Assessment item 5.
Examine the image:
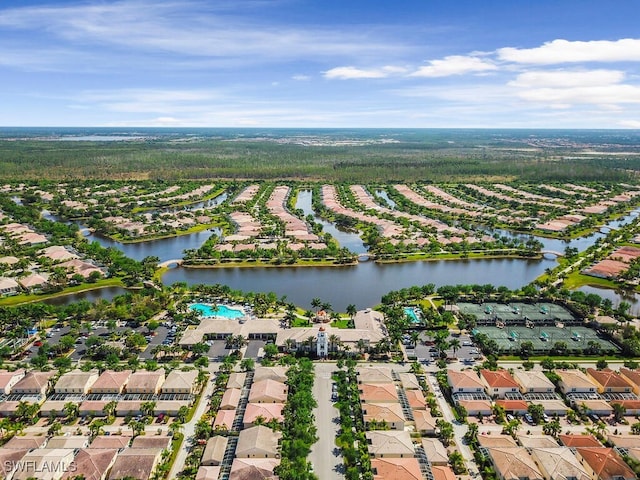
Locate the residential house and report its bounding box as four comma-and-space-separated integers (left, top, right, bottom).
405, 389, 426, 410
480, 369, 520, 399
457, 399, 492, 416
12, 448, 76, 480
108, 448, 163, 480
54, 369, 99, 394
512, 369, 555, 394
242, 403, 285, 428
125, 369, 165, 394
398, 372, 421, 390
430, 465, 456, 480
11, 370, 55, 395
213, 409, 236, 432
609, 399, 640, 416
46, 436, 90, 449
358, 383, 399, 403
236, 425, 282, 458
575, 447, 636, 480
0, 369, 25, 394
201, 436, 228, 466
476, 435, 518, 449
586, 368, 634, 394
196, 466, 221, 480
248, 379, 288, 404
420, 438, 449, 466
90, 436, 131, 449
529, 447, 592, 480
0, 449, 29, 480
487, 447, 544, 480
494, 399, 528, 415
226, 372, 247, 389
517, 435, 559, 449
556, 369, 598, 395
161, 369, 198, 395
131, 435, 172, 451
60, 448, 117, 480
357, 366, 395, 384
252, 366, 288, 384
91, 370, 132, 394
446, 369, 485, 395
371, 458, 423, 480
365, 431, 414, 458
229, 458, 279, 480
0, 277, 19, 295
220, 388, 242, 410
619, 368, 640, 395
362, 402, 405, 431
412, 410, 437, 436
558, 434, 602, 448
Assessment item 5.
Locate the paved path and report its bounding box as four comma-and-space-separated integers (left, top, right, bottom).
310, 362, 344, 480
426, 371, 479, 478
167, 363, 218, 480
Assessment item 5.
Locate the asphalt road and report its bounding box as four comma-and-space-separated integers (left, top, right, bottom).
310, 362, 344, 480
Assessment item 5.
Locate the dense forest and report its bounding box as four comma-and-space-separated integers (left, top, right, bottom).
1, 128, 639, 182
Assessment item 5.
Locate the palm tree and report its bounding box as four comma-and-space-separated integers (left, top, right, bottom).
63, 402, 80, 422
449, 338, 461, 356
346, 304, 357, 319
102, 401, 118, 419
311, 298, 322, 313
328, 334, 340, 353
612, 403, 626, 423
140, 401, 156, 419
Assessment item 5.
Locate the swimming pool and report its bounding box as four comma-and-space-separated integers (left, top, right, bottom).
404, 307, 420, 323
190, 303, 245, 319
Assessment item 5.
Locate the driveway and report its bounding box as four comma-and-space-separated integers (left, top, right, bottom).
310, 362, 344, 480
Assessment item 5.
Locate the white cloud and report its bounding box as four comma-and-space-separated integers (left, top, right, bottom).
324, 65, 406, 80
618, 120, 640, 128
411, 55, 497, 77
292, 75, 311, 81
515, 85, 640, 105
509, 69, 626, 88
498, 38, 640, 64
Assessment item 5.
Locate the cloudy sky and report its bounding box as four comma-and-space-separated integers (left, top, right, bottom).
1, 0, 640, 128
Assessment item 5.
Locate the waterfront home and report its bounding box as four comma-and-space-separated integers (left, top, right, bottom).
486, 447, 544, 480
248, 379, 288, 404
371, 458, 422, 480
574, 447, 636, 480
40, 245, 79, 262
366, 430, 414, 458
0, 277, 19, 295
161, 369, 198, 394
236, 425, 282, 458
0, 369, 25, 394
480, 369, 520, 399
90, 370, 132, 394
529, 447, 592, 480
586, 368, 634, 394
512, 369, 555, 394
556, 369, 598, 395
18, 273, 48, 290
125, 369, 165, 394
201, 436, 228, 466
60, 448, 117, 480
446, 369, 484, 394
54, 369, 99, 394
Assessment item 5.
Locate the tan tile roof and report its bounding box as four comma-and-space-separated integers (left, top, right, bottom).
517, 435, 560, 448
487, 447, 544, 480
213, 409, 236, 430
91, 369, 132, 393
253, 366, 289, 383
420, 438, 448, 464
161, 369, 198, 392
430, 465, 456, 480
3, 435, 47, 450
90, 435, 131, 449
494, 399, 528, 412
221, 388, 242, 410
362, 402, 404, 425
54, 369, 99, 392
131, 435, 172, 450
202, 436, 228, 466
512, 369, 555, 391
197, 465, 222, 480
227, 372, 247, 389
530, 447, 592, 480
0, 449, 29, 478
108, 448, 163, 480
12, 370, 55, 393
447, 369, 484, 390
236, 426, 282, 458
557, 369, 598, 391
126, 369, 165, 392
366, 431, 414, 457
229, 458, 279, 480
248, 379, 288, 403
405, 389, 426, 409
576, 447, 637, 480
477, 435, 518, 448
357, 366, 395, 384
243, 403, 284, 425
412, 410, 437, 433
60, 448, 117, 480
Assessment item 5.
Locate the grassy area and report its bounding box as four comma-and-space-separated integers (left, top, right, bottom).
183, 258, 356, 268
331, 319, 350, 329
563, 270, 622, 289
0, 278, 125, 306
109, 222, 223, 244
376, 250, 540, 263
292, 317, 312, 328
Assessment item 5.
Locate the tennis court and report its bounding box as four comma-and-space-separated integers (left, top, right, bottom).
458, 302, 578, 325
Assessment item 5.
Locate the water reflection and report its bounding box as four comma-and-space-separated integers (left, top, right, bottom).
579, 285, 640, 315
295, 190, 367, 254
43, 287, 129, 306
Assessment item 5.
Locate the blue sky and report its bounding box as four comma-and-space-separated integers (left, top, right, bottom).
1, 0, 640, 128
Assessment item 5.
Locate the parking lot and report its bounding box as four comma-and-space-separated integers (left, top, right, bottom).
410, 331, 480, 364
